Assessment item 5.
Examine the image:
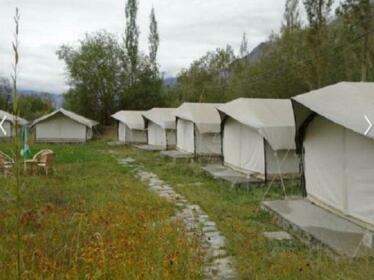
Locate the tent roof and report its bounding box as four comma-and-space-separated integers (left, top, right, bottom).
142, 108, 176, 129
31, 108, 98, 128
0, 110, 28, 126
174, 103, 223, 134
111, 110, 146, 130
292, 82, 374, 141
218, 98, 296, 150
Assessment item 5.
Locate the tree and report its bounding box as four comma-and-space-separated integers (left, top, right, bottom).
122, 54, 164, 110
125, 0, 139, 85
149, 7, 160, 72
282, 0, 301, 33
175, 45, 235, 103
57, 31, 123, 124
280, 0, 303, 68
337, 0, 373, 81
239, 32, 249, 58
278, 0, 309, 89
303, 0, 334, 88
0, 78, 11, 110
17, 95, 53, 120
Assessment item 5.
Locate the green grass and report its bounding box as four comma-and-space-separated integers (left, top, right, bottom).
116, 146, 374, 280
0, 142, 203, 279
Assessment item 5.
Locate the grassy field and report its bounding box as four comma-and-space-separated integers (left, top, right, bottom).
2, 140, 374, 279
115, 146, 374, 280
0, 142, 203, 279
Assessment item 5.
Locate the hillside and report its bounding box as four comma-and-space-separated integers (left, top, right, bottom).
19, 89, 64, 108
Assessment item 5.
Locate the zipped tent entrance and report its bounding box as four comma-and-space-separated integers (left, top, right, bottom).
148, 121, 167, 147
304, 115, 374, 227
223, 117, 265, 174
177, 118, 195, 153
223, 117, 299, 177
142, 108, 177, 149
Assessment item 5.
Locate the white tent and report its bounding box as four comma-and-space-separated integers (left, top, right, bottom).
174, 103, 223, 156
218, 98, 299, 180
0, 110, 27, 140
292, 82, 374, 229
111, 111, 147, 144
31, 108, 98, 143
142, 108, 176, 149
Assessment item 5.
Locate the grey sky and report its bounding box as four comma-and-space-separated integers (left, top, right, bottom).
0, 0, 286, 94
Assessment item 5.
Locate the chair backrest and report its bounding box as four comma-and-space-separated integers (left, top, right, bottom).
0, 151, 13, 171
39, 151, 54, 165
0, 151, 14, 164
34, 149, 54, 161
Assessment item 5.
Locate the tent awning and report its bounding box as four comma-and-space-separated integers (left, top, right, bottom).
142, 108, 176, 129
217, 98, 296, 150
174, 103, 223, 134
292, 82, 374, 151
111, 110, 146, 130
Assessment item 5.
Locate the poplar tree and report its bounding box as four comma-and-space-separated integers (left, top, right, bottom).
149, 7, 160, 73
282, 0, 301, 33
239, 32, 249, 58
303, 0, 334, 88
125, 0, 139, 84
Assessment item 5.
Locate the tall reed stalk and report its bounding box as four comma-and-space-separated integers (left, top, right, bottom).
11, 7, 22, 279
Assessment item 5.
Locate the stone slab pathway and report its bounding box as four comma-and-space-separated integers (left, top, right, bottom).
118, 157, 237, 280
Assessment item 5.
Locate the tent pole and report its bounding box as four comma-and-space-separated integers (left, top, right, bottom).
275, 150, 288, 199
262, 149, 290, 201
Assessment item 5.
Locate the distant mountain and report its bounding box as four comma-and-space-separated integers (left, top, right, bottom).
19, 89, 64, 108
163, 77, 177, 88
219, 41, 273, 80
232, 41, 273, 67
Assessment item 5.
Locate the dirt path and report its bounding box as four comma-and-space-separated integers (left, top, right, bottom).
118, 157, 237, 280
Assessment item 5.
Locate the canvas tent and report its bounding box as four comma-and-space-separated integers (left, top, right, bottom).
111, 111, 147, 144
142, 108, 176, 149
292, 82, 374, 229
174, 103, 223, 156
217, 98, 299, 181
31, 108, 98, 143
0, 110, 28, 140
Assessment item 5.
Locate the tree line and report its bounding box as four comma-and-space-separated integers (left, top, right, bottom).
57, 0, 373, 124
169, 0, 374, 104
0, 78, 54, 121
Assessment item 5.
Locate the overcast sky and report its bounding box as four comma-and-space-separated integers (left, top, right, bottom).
0, 0, 286, 94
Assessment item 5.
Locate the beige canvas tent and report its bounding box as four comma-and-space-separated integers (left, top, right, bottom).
31, 108, 98, 143
142, 108, 176, 149
174, 103, 223, 156
111, 111, 147, 144
0, 110, 28, 140
218, 98, 299, 181
292, 82, 374, 229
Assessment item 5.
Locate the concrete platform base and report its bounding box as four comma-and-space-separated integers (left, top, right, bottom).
107, 141, 126, 146
262, 199, 374, 257
202, 165, 264, 187
134, 144, 164, 152
160, 150, 195, 161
